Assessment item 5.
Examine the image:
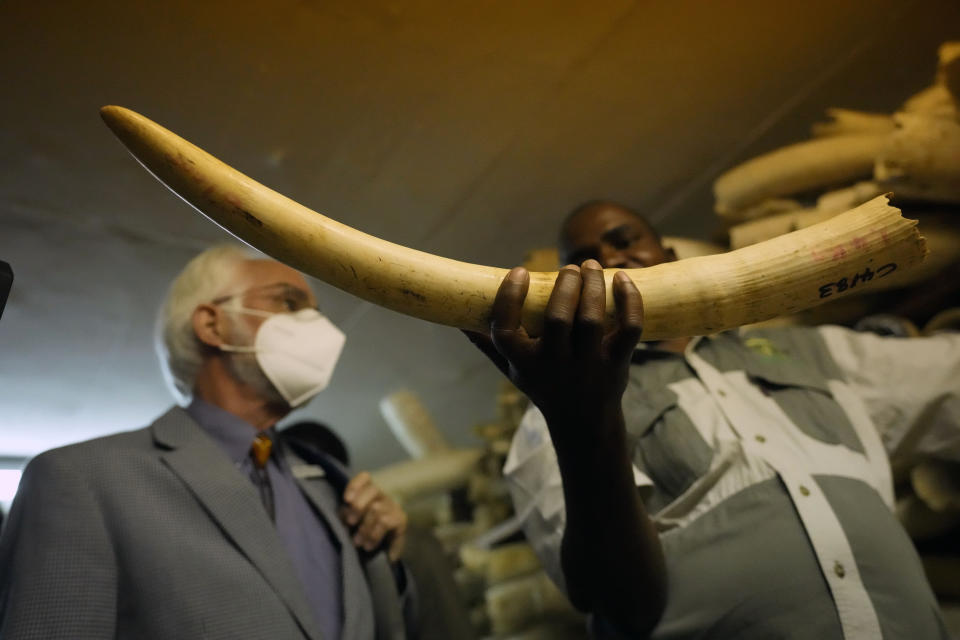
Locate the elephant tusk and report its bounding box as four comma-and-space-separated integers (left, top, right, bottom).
876, 114, 960, 204
100, 106, 927, 340
713, 134, 887, 219
811, 109, 895, 138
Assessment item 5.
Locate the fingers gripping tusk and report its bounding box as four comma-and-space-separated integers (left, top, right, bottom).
100, 106, 927, 341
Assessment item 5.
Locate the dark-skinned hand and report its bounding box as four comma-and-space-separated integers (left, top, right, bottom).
465, 259, 643, 440
467, 259, 666, 634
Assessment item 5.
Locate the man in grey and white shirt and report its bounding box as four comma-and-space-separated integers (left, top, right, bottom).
467, 200, 958, 639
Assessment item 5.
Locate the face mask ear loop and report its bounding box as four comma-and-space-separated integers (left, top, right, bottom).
219, 344, 257, 354
215, 300, 274, 354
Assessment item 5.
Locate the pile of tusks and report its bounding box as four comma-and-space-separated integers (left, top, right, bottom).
718, 42, 960, 226
100, 104, 926, 341
717, 42, 960, 297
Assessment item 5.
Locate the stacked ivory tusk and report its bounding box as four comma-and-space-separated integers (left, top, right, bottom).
371, 385, 586, 637
718, 42, 960, 316
100, 106, 926, 341
721, 42, 960, 216
714, 134, 889, 219
366, 386, 584, 636
718, 42, 960, 225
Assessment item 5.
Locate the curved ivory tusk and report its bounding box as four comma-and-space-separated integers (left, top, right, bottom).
815, 181, 883, 214
379, 390, 451, 460
731, 210, 956, 292
811, 109, 895, 138
902, 84, 955, 118
371, 448, 485, 502
100, 106, 927, 340
940, 42, 960, 106
729, 183, 884, 250
729, 208, 832, 250
876, 114, 960, 204
713, 134, 887, 219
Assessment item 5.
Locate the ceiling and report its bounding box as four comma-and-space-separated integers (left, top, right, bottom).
1, 0, 958, 470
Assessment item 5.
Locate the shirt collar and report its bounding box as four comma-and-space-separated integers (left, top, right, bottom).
186, 397, 271, 465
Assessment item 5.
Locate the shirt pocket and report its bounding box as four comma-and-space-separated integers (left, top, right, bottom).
740, 354, 833, 395
623, 385, 714, 507
741, 357, 865, 452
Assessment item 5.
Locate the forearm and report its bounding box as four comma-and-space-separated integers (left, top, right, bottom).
548, 409, 667, 636
473, 262, 662, 632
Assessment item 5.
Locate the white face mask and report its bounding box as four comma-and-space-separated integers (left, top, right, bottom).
220, 307, 346, 407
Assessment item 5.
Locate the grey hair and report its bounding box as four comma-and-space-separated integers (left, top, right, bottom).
155, 244, 261, 403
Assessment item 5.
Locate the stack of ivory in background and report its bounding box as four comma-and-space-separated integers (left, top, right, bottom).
713, 41, 960, 329
375, 383, 587, 639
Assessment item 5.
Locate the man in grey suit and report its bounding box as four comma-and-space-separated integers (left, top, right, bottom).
0, 245, 417, 639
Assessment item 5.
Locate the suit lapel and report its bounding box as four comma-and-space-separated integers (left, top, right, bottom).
293, 458, 375, 640
151, 407, 324, 640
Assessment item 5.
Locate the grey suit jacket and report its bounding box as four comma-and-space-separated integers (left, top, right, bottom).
0, 407, 413, 640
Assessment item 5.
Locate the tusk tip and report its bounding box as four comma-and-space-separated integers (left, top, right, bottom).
99, 105, 141, 135
100, 104, 124, 119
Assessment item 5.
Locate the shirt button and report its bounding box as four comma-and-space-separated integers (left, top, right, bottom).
833, 561, 846, 578
799, 485, 810, 496
754, 435, 766, 443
